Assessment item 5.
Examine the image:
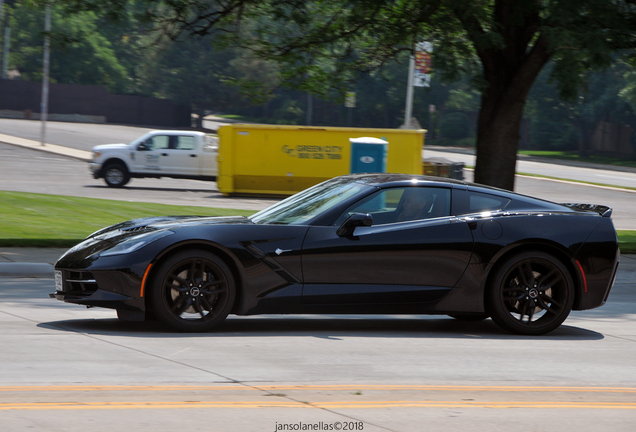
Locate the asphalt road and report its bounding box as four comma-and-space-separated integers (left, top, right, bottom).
0, 143, 278, 211
0, 117, 228, 150
425, 148, 636, 190
1, 265, 635, 432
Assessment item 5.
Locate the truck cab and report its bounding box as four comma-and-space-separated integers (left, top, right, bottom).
91, 131, 218, 187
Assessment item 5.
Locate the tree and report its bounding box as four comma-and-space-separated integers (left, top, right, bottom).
526, 59, 636, 156
11, 1, 128, 92
229, 0, 636, 190
53, 1, 636, 190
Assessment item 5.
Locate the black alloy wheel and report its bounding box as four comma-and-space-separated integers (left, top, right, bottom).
103, 162, 130, 187
150, 250, 236, 332
488, 251, 575, 335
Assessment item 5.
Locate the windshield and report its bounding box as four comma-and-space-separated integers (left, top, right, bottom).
250, 178, 370, 225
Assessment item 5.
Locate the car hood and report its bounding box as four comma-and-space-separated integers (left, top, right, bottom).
87, 215, 252, 239
57, 216, 253, 266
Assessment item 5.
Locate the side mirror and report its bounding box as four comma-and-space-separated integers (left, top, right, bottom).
137, 142, 148, 151
336, 213, 373, 237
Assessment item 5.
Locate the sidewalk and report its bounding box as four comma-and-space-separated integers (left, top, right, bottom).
0, 133, 91, 161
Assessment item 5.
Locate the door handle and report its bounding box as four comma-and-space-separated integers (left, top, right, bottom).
161, 153, 168, 156
190, 154, 197, 157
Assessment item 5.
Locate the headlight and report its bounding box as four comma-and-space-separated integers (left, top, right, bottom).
98, 230, 174, 257
92, 151, 102, 162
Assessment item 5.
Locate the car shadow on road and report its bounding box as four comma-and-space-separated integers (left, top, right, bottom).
38, 315, 604, 340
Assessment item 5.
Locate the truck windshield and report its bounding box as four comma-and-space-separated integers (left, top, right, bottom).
250, 178, 369, 225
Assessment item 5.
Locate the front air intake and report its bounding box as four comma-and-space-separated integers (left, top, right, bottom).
63, 271, 99, 298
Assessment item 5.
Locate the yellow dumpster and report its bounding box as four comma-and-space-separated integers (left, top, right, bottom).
217, 124, 425, 196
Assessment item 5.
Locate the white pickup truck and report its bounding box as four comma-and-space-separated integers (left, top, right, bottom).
90, 130, 218, 187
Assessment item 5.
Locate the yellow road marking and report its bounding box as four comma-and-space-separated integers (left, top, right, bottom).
3, 385, 635, 411
1, 400, 636, 410
1, 384, 635, 393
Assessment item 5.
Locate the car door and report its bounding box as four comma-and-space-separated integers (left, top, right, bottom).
158, 135, 200, 175
132, 134, 169, 174
300, 186, 474, 305
134, 134, 199, 175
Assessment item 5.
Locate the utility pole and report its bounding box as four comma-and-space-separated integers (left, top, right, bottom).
1, 0, 10, 80
404, 42, 432, 129
40, 3, 51, 146
404, 53, 415, 129
0, 1, 4, 74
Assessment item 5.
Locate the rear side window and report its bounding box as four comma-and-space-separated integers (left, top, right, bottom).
177, 136, 196, 150
453, 190, 510, 215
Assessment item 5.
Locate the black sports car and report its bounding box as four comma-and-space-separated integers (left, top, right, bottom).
51, 174, 619, 335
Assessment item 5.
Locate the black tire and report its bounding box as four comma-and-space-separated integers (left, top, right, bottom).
487, 251, 575, 335
103, 162, 130, 187
149, 250, 236, 332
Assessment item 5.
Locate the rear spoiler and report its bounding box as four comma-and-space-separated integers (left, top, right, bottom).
559, 203, 613, 218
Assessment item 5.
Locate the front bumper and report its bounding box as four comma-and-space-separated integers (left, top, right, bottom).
89, 162, 102, 179
51, 267, 145, 312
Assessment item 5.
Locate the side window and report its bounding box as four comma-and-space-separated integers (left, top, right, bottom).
177, 136, 196, 150
334, 187, 451, 226
453, 190, 510, 215
150, 135, 169, 150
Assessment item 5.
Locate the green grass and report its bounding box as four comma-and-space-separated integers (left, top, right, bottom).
618, 230, 636, 254
516, 171, 636, 192
0, 191, 255, 247
518, 150, 636, 168
1, 190, 635, 254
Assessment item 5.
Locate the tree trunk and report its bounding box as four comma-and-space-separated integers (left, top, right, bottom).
473, 85, 526, 190
473, 45, 552, 190
466, 2, 553, 191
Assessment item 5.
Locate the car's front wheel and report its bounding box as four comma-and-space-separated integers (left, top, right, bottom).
103, 162, 130, 187
488, 251, 575, 335
150, 250, 236, 332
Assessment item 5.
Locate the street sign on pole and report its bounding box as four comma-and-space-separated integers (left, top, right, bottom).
404, 41, 433, 128
413, 42, 433, 87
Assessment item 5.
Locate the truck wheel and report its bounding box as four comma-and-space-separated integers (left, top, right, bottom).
103, 162, 130, 187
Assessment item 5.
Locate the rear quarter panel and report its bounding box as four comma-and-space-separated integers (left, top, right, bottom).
440, 212, 613, 313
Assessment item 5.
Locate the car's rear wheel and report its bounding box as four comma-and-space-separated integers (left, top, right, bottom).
103, 162, 130, 187
488, 251, 575, 335
150, 250, 235, 332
